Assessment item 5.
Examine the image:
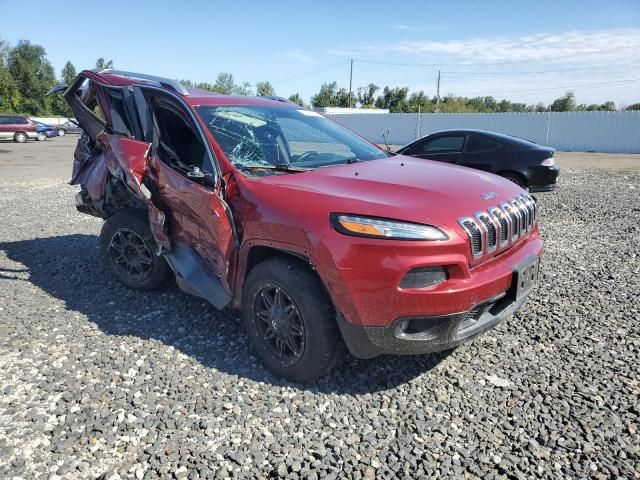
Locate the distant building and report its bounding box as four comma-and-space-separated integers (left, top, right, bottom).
312, 107, 389, 115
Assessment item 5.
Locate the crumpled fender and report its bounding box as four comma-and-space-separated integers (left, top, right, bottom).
98, 133, 171, 253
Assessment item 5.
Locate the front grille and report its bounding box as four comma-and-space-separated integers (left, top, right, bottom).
476, 212, 497, 252
458, 194, 537, 260
489, 207, 509, 246
459, 218, 483, 258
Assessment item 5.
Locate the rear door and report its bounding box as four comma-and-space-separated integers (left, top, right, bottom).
462, 133, 502, 172
404, 134, 467, 163
62, 71, 145, 142
0, 116, 11, 139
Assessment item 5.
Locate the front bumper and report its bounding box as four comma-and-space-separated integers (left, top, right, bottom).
336, 286, 532, 358
528, 164, 559, 192
315, 227, 543, 358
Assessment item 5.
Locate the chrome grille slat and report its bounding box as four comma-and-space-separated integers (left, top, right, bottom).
489, 207, 509, 247
458, 217, 483, 259
459, 195, 538, 260
475, 212, 497, 253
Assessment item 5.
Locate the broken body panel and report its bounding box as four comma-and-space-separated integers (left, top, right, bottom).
66, 71, 235, 309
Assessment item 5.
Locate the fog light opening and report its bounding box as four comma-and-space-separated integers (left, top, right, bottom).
399, 266, 447, 289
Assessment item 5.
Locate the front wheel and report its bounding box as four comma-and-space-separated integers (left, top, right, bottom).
242, 258, 346, 382
100, 209, 170, 291
57, 128, 66, 136
36, 133, 46, 141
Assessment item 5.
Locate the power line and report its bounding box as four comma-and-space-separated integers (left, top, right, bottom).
355, 59, 531, 67
454, 78, 640, 96
442, 62, 640, 76
271, 61, 349, 84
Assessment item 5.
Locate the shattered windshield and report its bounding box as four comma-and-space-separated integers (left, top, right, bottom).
195, 105, 388, 172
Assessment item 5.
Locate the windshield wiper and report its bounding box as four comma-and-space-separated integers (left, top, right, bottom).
240, 163, 311, 173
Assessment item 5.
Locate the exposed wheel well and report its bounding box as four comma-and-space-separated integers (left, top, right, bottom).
244, 245, 333, 304
246, 246, 309, 277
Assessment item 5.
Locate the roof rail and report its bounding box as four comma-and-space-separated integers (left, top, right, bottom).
261, 95, 295, 104
100, 69, 190, 96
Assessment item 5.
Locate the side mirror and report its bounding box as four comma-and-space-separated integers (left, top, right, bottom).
186, 165, 205, 179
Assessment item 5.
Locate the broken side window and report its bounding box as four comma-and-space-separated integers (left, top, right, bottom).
149, 96, 212, 183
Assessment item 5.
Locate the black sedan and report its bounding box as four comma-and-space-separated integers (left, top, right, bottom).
396, 129, 560, 192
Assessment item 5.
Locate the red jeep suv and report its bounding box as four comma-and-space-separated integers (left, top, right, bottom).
56, 70, 543, 382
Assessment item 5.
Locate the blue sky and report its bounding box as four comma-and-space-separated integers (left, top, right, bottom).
1, 0, 639, 106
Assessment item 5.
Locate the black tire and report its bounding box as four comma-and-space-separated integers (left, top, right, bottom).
100, 209, 170, 291
242, 257, 346, 382
36, 133, 46, 141
14, 132, 27, 143
57, 128, 66, 136
500, 172, 528, 190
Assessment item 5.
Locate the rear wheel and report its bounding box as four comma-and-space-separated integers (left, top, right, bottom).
500, 172, 528, 190
242, 257, 346, 382
14, 132, 27, 143
100, 209, 170, 291
57, 128, 66, 136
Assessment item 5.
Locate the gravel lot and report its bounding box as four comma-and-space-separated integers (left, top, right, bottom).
1, 137, 639, 479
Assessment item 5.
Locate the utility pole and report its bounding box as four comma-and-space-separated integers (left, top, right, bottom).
348, 59, 354, 108
435, 69, 441, 113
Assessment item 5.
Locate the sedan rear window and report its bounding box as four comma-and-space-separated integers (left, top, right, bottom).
422, 135, 465, 153
466, 134, 501, 152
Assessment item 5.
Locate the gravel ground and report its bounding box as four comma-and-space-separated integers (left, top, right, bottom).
0, 138, 639, 479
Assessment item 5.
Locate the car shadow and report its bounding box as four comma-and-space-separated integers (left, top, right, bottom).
0, 234, 450, 394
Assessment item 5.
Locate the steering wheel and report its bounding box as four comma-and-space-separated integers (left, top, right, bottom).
296, 151, 319, 163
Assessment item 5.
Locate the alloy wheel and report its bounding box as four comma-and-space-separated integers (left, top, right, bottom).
252, 284, 306, 366
108, 228, 154, 282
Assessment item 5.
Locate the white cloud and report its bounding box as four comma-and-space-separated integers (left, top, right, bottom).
325, 48, 357, 56
394, 24, 412, 30
277, 51, 312, 63
377, 29, 640, 64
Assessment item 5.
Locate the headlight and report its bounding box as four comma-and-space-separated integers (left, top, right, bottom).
331, 214, 448, 241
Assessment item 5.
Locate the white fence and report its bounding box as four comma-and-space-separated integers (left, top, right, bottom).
328, 111, 640, 153
30, 117, 69, 126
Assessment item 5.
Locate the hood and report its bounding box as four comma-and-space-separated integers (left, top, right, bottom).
258, 155, 525, 229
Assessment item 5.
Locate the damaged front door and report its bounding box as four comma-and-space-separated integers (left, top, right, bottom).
144, 93, 236, 309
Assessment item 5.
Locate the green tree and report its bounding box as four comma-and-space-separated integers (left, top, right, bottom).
49, 62, 77, 117
256, 81, 275, 96
213, 72, 237, 94
356, 83, 379, 107
626, 103, 640, 111
0, 62, 21, 112
550, 91, 576, 112
287, 93, 307, 107
7, 40, 55, 115
95, 57, 113, 70
375, 86, 409, 112
407, 90, 434, 113
61, 61, 77, 84
236, 81, 252, 96
311, 82, 339, 107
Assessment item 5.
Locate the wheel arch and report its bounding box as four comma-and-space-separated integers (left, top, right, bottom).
233, 242, 332, 310
497, 169, 528, 187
